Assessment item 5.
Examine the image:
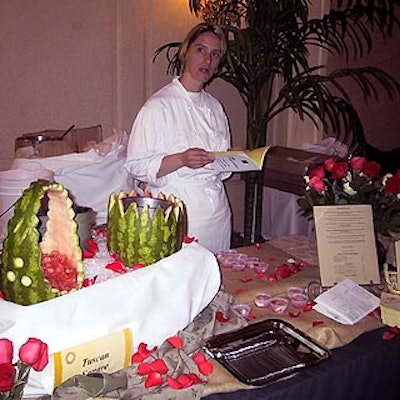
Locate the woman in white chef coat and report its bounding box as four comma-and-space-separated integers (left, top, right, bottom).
125, 23, 235, 253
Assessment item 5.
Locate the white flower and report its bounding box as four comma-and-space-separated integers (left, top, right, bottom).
343, 182, 357, 196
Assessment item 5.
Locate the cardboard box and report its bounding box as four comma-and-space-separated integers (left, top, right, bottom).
15, 125, 103, 157
264, 146, 328, 196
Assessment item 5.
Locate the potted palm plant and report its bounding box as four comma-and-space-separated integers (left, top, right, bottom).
155, 0, 400, 246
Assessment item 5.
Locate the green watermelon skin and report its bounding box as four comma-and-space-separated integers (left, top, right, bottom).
0, 180, 83, 306
107, 192, 186, 267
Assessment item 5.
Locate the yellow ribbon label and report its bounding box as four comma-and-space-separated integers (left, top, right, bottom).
53, 329, 132, 386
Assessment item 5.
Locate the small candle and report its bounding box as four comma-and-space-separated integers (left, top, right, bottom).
269, 297, 289, 314
254, 293, 271, 308
290, 293, 309, 309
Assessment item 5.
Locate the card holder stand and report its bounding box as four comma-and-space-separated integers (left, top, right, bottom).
204, 319, 332, 386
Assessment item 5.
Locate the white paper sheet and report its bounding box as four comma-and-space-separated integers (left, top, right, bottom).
313, 278, 380, 325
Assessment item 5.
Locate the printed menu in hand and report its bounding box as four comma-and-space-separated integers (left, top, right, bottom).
212, 146, 272, 172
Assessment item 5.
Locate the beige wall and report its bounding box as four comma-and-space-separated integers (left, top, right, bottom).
0, 0, 247, 171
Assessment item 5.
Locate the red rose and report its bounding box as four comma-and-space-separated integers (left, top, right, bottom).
324, 157, 335, 172
363, 161, 381, 179
0, 363, 16, 392
330, 161, 348, 179
19, 338, 49, 372
0, 339, 13, 364
309, 165, 325, 179
308, 176, 325, 193
385, 174, 400, 194
350, 156, 365, 170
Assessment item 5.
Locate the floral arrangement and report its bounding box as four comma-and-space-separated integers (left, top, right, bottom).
0, 337, 48, 399
297, 156, 400, 236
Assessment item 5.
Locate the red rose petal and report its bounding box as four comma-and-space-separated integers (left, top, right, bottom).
167, 336, 183, 349
390, 326, 400, 334
82, 276, 97, 287
105, 260, 127, 273
187, 373, 204, 384
145, 371, 163, 388
382, 331, 395, 340
256, 272, 266, 279
167, 376, 182, 390
198, 360, 214, 376
0, 290, 4, 299
131, 353, 145, 363
254, 243, 262, 249
276, 264, 291, 279
247, 311, 256, 320
241, 275, 252, 282
192, 353, 206, 364
177, 373, 194, 388
216, 311, 230, 323
183, 235, 196, 244
312, 321, 324, 327
234, 288, 245, 295
132, 262, 146, 269
82, 249, 95, 259
303, 301, 314, 312
137, 363, 152, 375
299, 261, 308, 268
151, 358, 168, 374
132, 343, 157, 363
86, 238, 99, 253
268, 274, 278, 282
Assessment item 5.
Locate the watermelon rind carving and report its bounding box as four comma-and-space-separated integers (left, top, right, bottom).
107, 191, 186, 267
0, 180, 83, 305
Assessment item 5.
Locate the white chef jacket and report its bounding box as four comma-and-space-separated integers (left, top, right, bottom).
125, 77, 232, 253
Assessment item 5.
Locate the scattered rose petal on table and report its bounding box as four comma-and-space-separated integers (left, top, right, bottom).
167, 336, 183, 349
382, 331, 396, 340
131, 343, 157, 363
234, 288, 245, 295
312, 321, 324, 327
303, 301, 314, 312
145, 371, 163, 388
193, 353, 214, 375
167, 376, 183, 389
390, 326, 400, 334
148, 359, 168, 374
241, 275, 252, 282
216, 311, 230, 323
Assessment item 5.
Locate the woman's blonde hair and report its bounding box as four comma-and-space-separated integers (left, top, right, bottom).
178, 23, 227, 74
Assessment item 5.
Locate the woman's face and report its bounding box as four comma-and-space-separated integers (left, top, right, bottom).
180, 31, 223, 92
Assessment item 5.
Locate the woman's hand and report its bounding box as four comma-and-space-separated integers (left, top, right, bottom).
181, 148, 215, 169
157, 148, 215, 178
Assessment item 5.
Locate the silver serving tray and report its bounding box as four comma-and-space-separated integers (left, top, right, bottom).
204, 319, 332, 386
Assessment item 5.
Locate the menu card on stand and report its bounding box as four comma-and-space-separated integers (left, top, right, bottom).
313, 204, 380, 287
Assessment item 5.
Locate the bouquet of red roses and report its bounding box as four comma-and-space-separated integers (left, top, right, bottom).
297, 156, 400, 236
0, 337, 48, 399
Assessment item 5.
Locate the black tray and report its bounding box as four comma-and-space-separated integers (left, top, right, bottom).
204, 319, 332, 386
